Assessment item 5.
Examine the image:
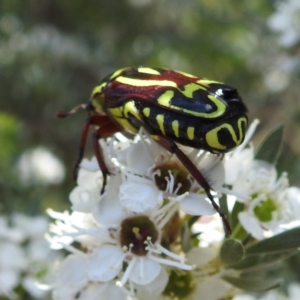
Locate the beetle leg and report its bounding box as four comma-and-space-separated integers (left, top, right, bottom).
92, 121, 122, 194
152, 135, 231, 236
57, 104, 87, 118
74, 115, 113, 180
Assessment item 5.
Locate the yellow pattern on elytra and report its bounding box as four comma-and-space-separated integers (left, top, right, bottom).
157, 84, 204, 105
205, 125, 228, 151
109, 101, 143, 133
237, 116, 247, 141
116, 76, 177, 87
157, 90, 174, 107
91, 82, 106, 97
108, 106, 137, 133
115, 73, 227, 119
137, 67, 160, 75
187, 127, 195, 140
92, 98, 103, 111
123, 101, 142, 121
156, 90, 226, 118
108, 107, 123, 118
205, 116, 247, 151
91, 82, 107, 110
143, 107, 151, 117
180, 82, 205, 98
110, 67, 128, 79
156, 114, 166, 135
115, 117, 138, 133
172, 120, 179, 137
206, 95, 226, 116
197, 79, 222, 86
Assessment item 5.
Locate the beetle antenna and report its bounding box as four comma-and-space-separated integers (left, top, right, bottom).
56, 104, 87, 118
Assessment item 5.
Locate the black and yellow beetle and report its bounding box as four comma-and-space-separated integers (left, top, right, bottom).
57, 67, 248, 235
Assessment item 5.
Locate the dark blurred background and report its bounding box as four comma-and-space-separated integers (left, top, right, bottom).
1, 0, 299, 213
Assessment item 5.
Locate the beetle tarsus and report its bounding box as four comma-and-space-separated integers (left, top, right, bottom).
56, 104, 87, 118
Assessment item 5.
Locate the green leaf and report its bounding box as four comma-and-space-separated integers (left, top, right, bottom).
222, 275, 283, 292
219, 194, 229, 221
220, 238, 245, 265
255, 124, 284, 164
228, 250, 299, 271
181, 222, 192, 253
231, 201, 245, 232
246, 227, 300, 255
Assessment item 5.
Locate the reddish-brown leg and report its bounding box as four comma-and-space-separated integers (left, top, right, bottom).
73, 115, 116, 180
93, 121, 122, 194
153, 135, 231, 236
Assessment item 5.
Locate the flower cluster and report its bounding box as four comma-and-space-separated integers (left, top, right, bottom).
0, 213, 60, 299
223, 121, 300, 240
48, 123, 300, 300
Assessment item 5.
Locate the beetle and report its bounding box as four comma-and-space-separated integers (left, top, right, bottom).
57, 67, 248, 235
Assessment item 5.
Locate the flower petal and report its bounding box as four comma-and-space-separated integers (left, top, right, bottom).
224, 148, 253, 185
78, 282, 127, 300
129, 257, 161, 285
126, 140, 154, 173
53, 254, 88, 300
180, 193, 216, 215
120, 180, 162, 212
187, 247, 217, 268
286, 187, 300, 220
194, 275, 231, 300
86, 245, 123, 282
92, 175, 127, 225
205, 159, 225, 188
0, 268, 19, 294
238, 211, 264, 240
134, 266, 168, 297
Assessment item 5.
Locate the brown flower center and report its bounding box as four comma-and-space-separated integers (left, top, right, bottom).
154, 162, 191, 195
120, 215, 158, 256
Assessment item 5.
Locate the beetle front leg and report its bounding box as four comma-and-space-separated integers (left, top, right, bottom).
73, 115, 112, 180
152, 135, 231, 236
93, 122, 123, 194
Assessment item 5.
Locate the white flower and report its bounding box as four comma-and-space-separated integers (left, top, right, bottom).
158, 247, 235, 300
192, 214, 225, 247
223, 119, 300, 240
188, 247, 236, 300
48, 117, 300, 299
0, 214, 60, 299
77, 281, 128, 300
232, 160, 299, 239
12, 213, 48, 239
115, 131, 220, 216
48, 210, 99, 250
224, 119, 259, 186
0, 215, 24, 243
132, 267, 168, 300
16, 147, 65, 185
48, 171, 195, 298
52, 254, 89, 300
0, 241, 27, 298
69, 157, 103, 213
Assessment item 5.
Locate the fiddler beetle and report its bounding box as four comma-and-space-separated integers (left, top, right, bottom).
57, 67, 248, 235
